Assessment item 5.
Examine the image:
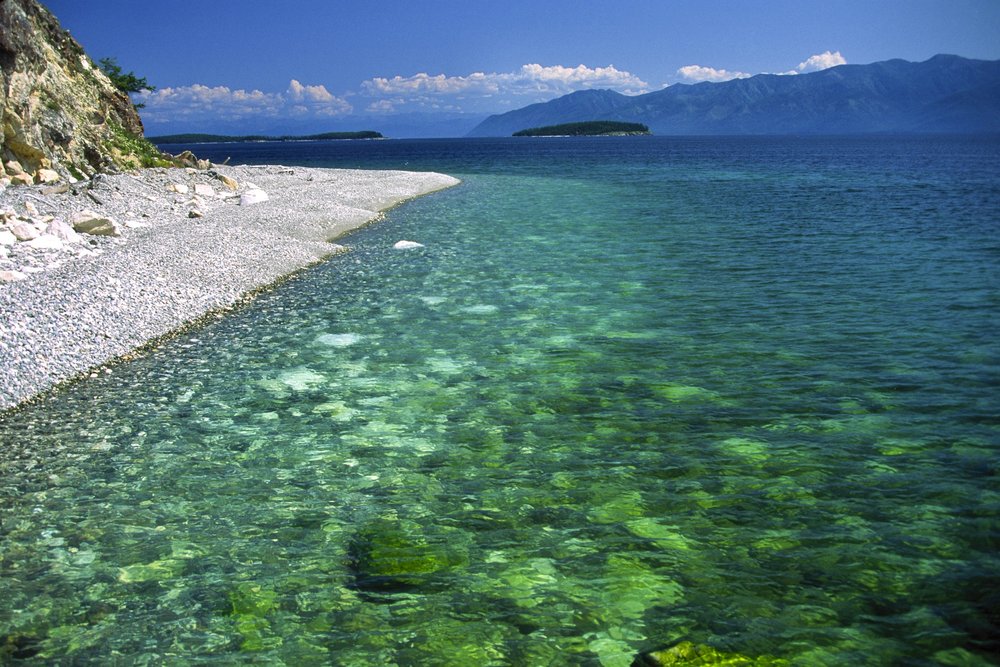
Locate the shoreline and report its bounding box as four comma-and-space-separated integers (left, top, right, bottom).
0, 164, 460, 412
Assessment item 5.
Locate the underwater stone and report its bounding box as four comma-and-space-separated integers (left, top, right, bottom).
625, 519, 692, 551
277, 366, 326, 391
315, 333, 363, 347
634, 640, 790, 666
393, 240, 424, 249
652, 383, 718, 402
350, 518, 470, 588
117, 558, 186, 583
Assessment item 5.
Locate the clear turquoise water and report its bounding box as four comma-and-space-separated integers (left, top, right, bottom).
1, 137, 998, 665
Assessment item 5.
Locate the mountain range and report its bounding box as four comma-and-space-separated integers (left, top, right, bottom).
467, 55, 1000, 137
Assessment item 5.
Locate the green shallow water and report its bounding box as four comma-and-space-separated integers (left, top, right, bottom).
1, 137, 998, 665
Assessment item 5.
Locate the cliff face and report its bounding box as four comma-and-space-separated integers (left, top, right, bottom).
0, 0, 150, 182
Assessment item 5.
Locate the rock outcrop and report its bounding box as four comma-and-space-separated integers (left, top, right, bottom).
0, 0, 161, 183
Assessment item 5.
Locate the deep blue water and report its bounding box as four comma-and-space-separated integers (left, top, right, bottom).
1, 136, 998, 665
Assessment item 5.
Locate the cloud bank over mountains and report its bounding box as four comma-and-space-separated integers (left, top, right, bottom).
676, 51, 846, 82
136, 53, 845, 133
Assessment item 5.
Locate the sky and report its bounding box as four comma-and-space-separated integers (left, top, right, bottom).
43, 0, 1000, 136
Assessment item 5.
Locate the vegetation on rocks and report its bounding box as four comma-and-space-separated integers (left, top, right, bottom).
103, 121, 173, 169
97, 57, 155, 108
0, 0, 167, 182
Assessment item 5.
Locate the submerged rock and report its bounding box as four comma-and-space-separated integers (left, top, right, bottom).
316, 332, 363, 347
349, 517, 470, 589
633, 641, 789, 666
393, 240, 424, 249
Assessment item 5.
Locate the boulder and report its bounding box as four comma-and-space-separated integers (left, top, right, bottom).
634, 641, 789, 666
167, 182, 189, 194
4, 160, 24, 176
35, 168, 60, 184
193, 183, 215, 198
0, 270, 28, 283
71, 210, 121, 236
0, 229, 17, 245
10, 220, 40, 241
45, 218, 82, 244
393, 240, 425, 250
240, 189, 269, 206
10, 173, 33, 186
26, 234, 63, 250
174, 151, 199, 168
187, 207, 204, 219
215, 173, 238, 190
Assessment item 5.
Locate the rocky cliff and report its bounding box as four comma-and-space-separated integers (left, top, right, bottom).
0, 0, 160, 184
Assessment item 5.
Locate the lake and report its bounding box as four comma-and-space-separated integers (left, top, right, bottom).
1, 136, 998, 665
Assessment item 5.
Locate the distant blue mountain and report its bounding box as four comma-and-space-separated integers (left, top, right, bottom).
467, 55, 1000, 137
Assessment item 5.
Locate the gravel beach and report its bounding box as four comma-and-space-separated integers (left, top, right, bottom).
0, 164, 460, 411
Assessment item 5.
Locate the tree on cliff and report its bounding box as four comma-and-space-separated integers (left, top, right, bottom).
98, 57, 155, 108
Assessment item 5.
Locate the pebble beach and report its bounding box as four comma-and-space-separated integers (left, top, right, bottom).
0, 164, 459, 410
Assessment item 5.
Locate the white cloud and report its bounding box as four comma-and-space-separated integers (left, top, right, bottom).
676, 64, 751, 83
513, 63, 648, 94
677, 51, 848, 83
135, 80, 352, 124
362, 63, 649, 102
795, 50, 847, 73
288, 79, 335, 103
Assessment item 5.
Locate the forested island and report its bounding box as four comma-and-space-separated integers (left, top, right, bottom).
513, 121, 651, 137
149, 131, 384, 144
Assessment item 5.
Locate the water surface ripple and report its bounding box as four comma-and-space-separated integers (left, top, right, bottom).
1, 137, 998, 665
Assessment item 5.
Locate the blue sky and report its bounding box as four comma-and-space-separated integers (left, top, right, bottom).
44, 0, 1000, 136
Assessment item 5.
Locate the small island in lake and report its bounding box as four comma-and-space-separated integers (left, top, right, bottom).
513, 121, 651, 137
149, 130, 384, 144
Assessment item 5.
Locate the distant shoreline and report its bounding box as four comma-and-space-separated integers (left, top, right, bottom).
150, 131, 384, 145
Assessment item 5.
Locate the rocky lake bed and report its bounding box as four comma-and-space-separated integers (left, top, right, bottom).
0, 163, 459, 410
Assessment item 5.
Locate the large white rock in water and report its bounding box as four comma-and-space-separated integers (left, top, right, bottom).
393, 240, 424, 249
71, 210, 121, 236
316, 333, 363, 347
240, 189, 269, 206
